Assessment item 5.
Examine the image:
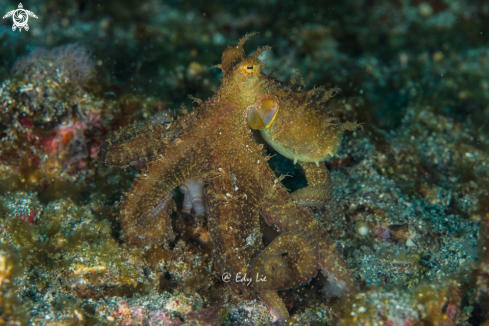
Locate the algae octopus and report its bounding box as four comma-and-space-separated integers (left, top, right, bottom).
100, 33, 361, 324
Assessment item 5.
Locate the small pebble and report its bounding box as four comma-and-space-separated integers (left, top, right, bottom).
355, 222, 369, 236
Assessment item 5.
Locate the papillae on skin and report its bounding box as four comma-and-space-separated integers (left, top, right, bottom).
99, 33, 361, 325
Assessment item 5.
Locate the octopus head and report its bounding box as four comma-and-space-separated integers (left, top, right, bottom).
219, 32, 271, 81
238, 56, 262, 78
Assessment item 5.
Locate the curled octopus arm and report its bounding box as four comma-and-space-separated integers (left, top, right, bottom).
261, 188, 357, 298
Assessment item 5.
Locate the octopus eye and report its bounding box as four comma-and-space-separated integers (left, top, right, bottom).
246, 96, 279, 130
241, 64, 257, 75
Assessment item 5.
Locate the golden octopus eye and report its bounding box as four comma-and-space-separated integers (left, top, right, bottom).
246, 96, 279, 130
241, 64, 256, 75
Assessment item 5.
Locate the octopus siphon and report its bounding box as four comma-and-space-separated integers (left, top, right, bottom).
99, 33, 361, 325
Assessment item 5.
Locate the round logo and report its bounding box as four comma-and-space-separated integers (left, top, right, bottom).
13, 9, 28, 28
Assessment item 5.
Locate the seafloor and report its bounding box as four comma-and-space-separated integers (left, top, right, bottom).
0, 0, 488, 325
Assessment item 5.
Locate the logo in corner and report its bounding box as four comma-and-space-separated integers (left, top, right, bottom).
3, 3, 38, 32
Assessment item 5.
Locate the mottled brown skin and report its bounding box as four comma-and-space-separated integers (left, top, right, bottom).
99, 33, 360, 325
259, 84, 359, 164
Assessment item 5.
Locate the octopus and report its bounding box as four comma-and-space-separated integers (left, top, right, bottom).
99, 33, 361, 325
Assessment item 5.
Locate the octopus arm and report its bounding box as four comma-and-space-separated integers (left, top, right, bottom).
291, 162, 332, 207
99, 111, 186, 166
205, 171, 292, 325
180, 176, 207, 216
257, 291, 290, 326
261, 189, 356, 296
251, 230, 320, 291
120, 146, 212, 247
205, 173, 263, 280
